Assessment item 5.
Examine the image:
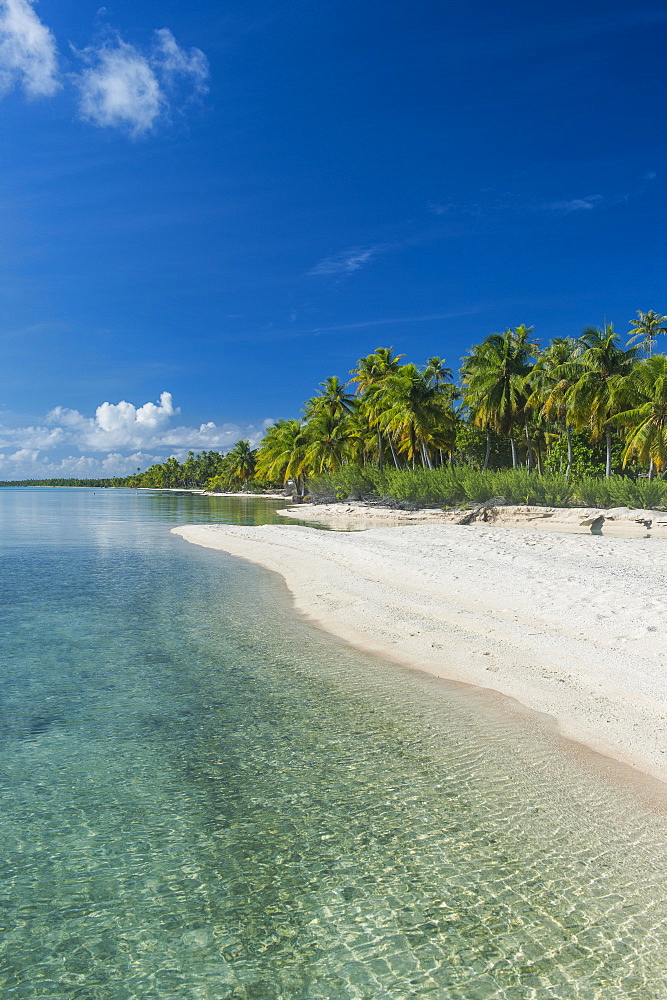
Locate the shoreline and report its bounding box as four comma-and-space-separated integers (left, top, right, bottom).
172, 520, 667, 786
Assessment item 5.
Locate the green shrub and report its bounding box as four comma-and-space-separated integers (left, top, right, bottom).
308, 464, 667, 511
575, 476, 667, 509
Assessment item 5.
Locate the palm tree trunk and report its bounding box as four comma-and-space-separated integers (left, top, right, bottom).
482, 429, 491, 472
524, 419, 535, 472
649, 457, 655, 481
377, 430, 383, 471
565, 425, 573, 480
420, 440, 433, 469
510, 435, 518, 469
536, 443, 543, 477
388, 437, 401, 469
605, 423, 612, 478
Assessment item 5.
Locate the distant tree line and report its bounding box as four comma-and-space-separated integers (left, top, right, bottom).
122, 444, 267, 491
0, 478, 124, 487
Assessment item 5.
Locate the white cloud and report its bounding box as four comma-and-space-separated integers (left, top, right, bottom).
0, 3, 209, 133
0, 0, 59, 98
74, 29, 209, 134
0, 392, 268, 477
76, 37, 164, 135
310, 243, 393, 276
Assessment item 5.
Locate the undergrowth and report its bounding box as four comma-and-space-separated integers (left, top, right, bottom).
308, 466, 667, 510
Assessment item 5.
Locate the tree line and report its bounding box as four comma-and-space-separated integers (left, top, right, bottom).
13, 309, 664, 494
256, 309, 667, 492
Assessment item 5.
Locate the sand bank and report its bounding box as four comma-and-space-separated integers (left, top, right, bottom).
278, 501, 667, 535
173, 521, 667, 783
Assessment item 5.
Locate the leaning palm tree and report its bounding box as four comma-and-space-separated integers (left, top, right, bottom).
566, 324, 638, 478
627, 310, 667, 358
613, 356, 667, 476
461, 326, 537, 469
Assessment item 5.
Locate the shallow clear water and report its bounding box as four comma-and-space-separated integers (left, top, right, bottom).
2, 488, 667, 1000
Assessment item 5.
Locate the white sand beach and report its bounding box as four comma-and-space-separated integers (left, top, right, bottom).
173, 520, 667, 783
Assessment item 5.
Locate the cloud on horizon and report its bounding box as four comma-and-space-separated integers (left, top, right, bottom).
0, 392, 267, 478
0, 0, 59, 98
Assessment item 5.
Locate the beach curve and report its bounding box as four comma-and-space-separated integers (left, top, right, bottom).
172, 521, 667, 784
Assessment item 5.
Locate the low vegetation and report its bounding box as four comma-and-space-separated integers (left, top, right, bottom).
308, 466, 667, 510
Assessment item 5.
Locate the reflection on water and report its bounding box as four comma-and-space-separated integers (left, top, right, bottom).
1, 488, 667, 999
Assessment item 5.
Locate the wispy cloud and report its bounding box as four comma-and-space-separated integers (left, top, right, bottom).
309, 308, 483, 334
74, 29, 209, 135
427, 202, 453, 216
152, 28, 208, 96
0, 392, 268, 477
546, 195, 603, 213
309, 243, 394, 276
0, 0, 59, 98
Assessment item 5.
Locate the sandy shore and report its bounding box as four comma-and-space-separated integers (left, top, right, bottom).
277, 500, 667, 535
173, 520, 667, 783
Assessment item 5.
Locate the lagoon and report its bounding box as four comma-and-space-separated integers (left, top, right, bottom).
2, 487, 667, 999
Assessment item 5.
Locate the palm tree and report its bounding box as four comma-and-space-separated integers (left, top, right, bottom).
349, 347, 404, 390
627, 310, 667, 358
613, 356, 667, 476
566, 325, 637, 478
226, 439, 257, 488
349, 347, 404, 469
528, 337, 583, 477
303, 412, 358, 474
461, 326, 537, 469
256, 419, 308, 496
304, 376, 355, 420
376, 363, 452, 469
424, 356, 453, 389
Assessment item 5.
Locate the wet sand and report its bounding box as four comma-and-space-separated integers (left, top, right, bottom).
173, 520, 667, 784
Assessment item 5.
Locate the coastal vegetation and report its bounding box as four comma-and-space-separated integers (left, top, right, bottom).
6, 310, 667, 510
0, 477, 124, 488
252, 310, 667, 508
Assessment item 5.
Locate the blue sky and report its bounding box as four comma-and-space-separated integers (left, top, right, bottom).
0, 0, 665, 477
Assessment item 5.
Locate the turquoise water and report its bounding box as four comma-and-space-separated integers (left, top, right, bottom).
2, 488, 667, 1000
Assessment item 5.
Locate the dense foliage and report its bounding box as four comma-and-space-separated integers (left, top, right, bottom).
6, 310, 667, 510
255, 311, 667, 501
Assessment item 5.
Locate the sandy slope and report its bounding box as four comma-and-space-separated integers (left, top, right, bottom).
173, 521, 667, 782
